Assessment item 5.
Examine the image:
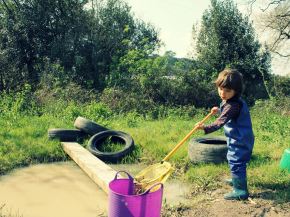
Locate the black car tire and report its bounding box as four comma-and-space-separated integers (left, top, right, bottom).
88, 130, 134, 162
48, 128, 86, 142
188, 136, 228, 164
74, 116, 108, 135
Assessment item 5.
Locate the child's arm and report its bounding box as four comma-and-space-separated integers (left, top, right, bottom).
196, 102, 240, 134
195, 106, 219, 130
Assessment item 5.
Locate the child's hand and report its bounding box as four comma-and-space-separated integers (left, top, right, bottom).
195, 122, 204, 130
211, 106, 219, 115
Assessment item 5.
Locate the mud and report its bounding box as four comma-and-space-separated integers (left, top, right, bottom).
0, 162, 107, 217
161, 184, 290, 217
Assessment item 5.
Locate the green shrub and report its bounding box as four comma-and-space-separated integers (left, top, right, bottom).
268, 75, 290, 97
0, 84, 40, 117
100, 87, 156, 115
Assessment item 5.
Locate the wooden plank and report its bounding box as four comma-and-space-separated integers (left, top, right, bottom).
61, 142, 124, 194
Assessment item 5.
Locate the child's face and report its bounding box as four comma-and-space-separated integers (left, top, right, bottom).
218, 87, 235, 100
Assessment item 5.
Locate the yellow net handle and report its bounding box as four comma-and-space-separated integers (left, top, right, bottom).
162, 111, 214, 162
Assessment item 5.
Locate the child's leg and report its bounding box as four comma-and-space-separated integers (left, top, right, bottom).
223, 162, 246, 186
225, 145, 251, 200
229, 160, 247, 179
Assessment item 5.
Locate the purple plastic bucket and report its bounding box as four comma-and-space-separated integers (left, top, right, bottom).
108, 171, 163, 217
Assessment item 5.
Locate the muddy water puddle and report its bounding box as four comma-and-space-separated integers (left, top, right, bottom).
0, 162, 191, 217
0, 162, 107, 217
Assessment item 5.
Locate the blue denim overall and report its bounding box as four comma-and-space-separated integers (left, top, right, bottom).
222, 98, 254, 179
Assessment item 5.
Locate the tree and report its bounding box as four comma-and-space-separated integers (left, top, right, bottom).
192, 0, 271, 102
0, 0, 160, 91
250, 0, 290, 58
0, 0, 90, 89
87, 0, 160, 89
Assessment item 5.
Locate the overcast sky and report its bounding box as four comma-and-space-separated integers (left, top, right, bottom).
124, 0, 289, 75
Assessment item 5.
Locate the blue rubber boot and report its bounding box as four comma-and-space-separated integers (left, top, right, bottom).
224, 178, 249, 200
224, 178, 233, 186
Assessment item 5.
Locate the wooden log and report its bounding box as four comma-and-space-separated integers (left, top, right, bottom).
61, 142, 123, 194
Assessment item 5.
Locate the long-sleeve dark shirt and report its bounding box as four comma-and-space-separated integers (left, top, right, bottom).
204, 99, 241, 134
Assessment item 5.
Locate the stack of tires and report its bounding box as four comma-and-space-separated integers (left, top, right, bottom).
48, 117, 134, 162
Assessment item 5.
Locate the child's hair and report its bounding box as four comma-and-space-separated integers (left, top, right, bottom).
215, 68, 244, 97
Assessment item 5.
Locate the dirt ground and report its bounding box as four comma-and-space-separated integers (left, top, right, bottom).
161, 185, 290, 217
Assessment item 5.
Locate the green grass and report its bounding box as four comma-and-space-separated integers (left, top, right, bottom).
97, 138, 126, 152
0, 115, 68, 175
0, 97, 289, 203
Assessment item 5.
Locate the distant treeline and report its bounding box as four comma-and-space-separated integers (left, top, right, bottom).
0, 0, 289, 112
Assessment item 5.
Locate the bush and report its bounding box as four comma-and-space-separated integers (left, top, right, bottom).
269, 75, 290, 97
253, 96, 290, 116
35, 82, 97, 105
0, 84, 40, 117
100, 87, 156, 115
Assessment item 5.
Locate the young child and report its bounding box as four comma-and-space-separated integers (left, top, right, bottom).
196, 68, 254, 200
